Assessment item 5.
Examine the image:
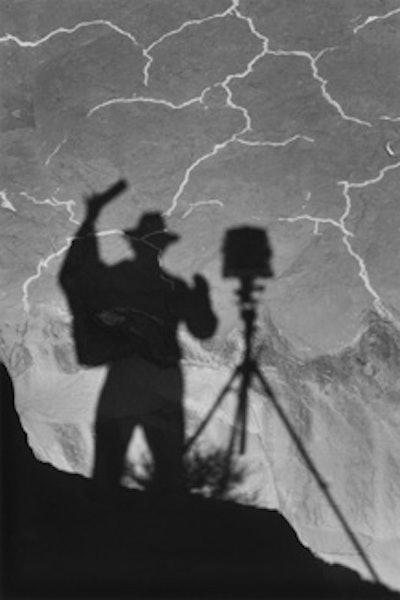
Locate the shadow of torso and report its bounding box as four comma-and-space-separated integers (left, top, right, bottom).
92, 259, 184, 420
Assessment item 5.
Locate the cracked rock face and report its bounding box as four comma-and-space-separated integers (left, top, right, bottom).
1, 0, 400, 590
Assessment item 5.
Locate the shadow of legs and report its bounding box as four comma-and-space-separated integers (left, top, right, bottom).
143, 409, 184, 494
92, 417, 135, 490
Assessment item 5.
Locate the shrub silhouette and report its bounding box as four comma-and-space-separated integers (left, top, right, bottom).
124, 447, 247, 500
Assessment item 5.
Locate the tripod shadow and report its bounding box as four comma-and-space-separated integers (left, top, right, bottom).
185, 226, 381, 583
182, 226, 275, 497
58, 181, 217, 494
185, 226, 274, 461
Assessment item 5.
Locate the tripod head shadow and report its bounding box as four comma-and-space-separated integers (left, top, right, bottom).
222, 226, 273, 306
222, 226, 273, 281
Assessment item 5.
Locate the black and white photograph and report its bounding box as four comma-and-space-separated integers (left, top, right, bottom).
1, 1, 400, 598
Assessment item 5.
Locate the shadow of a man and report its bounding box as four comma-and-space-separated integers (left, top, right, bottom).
59, 181, 217, 493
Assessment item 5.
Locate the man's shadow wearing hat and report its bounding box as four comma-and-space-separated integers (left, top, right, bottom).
59, 181, 217, 493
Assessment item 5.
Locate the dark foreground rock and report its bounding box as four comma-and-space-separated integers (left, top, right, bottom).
0, 364, 395, 600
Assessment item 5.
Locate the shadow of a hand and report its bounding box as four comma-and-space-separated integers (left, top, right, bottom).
85, 180, 128, 219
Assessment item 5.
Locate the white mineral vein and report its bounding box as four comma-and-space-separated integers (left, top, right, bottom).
20, 191, 79, 225
143, 0, 237, 86
385, 142, 396, 157
353, 6, 400, 34
267, 47, 372, 128
280, 161, 400, 319
22, 238, 74, 313
22, 229, 123, 313
87, 94, 204, 117
45, 137, 68, 167
237, 135, 315, 146
301, 192, 312, 210
19, 191, 80, 311
181, 200, 224, 219
381, 115, 400, 122
0, 189, 17, 212
0, 19, 140, 47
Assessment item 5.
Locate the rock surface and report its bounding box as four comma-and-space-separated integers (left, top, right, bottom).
1, 0, 400, 591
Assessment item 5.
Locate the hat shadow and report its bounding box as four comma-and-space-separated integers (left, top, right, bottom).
124, 212, 180, 250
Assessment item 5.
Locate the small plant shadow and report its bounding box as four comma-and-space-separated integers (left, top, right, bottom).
125, 447, 248, 501
184, 448, 244, 499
